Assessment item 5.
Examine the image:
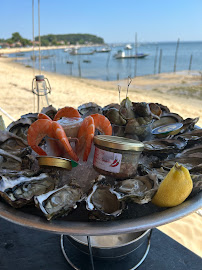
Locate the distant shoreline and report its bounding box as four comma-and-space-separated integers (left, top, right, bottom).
0, 44, 102, 55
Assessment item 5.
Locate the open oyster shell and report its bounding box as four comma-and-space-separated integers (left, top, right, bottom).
86, 182, 124, 220
0, 172, 56, 208
113, 174, 159, 204
0, 149, 22, 171
78, 102, 102, 117
41, 105, 57, 120
7, 113, 38, 141
34, 184, 83, 220
0, 131, 28, 154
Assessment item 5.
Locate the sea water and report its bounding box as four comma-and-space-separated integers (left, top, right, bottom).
9, 41, 202, 81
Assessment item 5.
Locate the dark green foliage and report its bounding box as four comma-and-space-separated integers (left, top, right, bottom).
0, 32, 32, 46
35, 33, 104, 45
0, 32, 104, 47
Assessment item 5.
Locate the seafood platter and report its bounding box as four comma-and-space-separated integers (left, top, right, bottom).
0, 98, 201, 236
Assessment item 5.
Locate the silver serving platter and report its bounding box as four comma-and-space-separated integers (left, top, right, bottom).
0, 191, 201, 236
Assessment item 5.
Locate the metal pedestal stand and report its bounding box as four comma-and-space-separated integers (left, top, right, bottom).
60, 230, 152, 270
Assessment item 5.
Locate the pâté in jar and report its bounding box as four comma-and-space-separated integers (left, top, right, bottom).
93, 135, 144, 179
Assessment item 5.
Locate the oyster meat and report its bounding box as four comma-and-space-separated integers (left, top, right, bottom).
0, 172, 56, 208
114, 174, 159, 204
34, 184, 83, 220
86, 182, 124, 220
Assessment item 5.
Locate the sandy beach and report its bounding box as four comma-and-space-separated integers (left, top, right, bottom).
0, 54, 201, 258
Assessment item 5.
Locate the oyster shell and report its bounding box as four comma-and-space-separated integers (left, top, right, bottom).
176, 129, 202, 145
143, 138, 187, 158
86, 182, 124, 220
41, 105, 57, 120
162, 157, 202, 172
34, 184, 83, 220
155, 103, 170, 114
152, 113, 183, 129
102, 103, 120, 114
78, 102, 102, 117
0, 172, 56, 208
125, 117, 153, 141
132, 102, 151, 117
120, 97, 135, 120
0, 131, 28, 154
113, 174, 159, 204
7, 113, 38, 141
149, 103, 162, 117
180, 117, 199, 134
0, 149, 22, 171
105, 108, 126, 126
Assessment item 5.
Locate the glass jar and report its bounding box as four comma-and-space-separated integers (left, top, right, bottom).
57, 117, 83, 138
93, 135, 144, 179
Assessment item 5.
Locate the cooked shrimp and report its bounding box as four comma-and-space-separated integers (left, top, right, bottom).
38, 113, 52, 120
91, 114, 112, 135
27, 119, 53, 156
52, 121, 79, 161
77, 116, 95, 161
37, 113, 64, 156
53, 107, 81, 121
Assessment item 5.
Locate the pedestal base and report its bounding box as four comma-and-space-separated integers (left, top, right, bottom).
60, 231, 152, 270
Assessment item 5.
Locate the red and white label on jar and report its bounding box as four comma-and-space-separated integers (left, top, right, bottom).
93, 146, 122, 173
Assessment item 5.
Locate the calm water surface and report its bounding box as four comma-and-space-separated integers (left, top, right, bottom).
9, 41, 202, 81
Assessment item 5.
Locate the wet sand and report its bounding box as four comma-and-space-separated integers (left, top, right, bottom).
0, 55, 201, 257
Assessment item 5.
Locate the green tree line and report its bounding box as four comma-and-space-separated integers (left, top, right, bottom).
35, 33, 104, 46
0, 32, 104, 47
0, 32, 32, 46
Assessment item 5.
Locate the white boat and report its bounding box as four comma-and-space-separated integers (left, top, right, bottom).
114, 50, 126, 58
96, 47, 111, 53
64, 48, 71, 52
125, 44, 132, 50
114, 50, 148, 59
69, 48, 95, 55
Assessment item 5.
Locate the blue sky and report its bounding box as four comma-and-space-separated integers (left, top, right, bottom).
0, 0, 201, 43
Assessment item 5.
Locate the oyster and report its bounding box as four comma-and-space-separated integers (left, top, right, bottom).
34, 184, 83, 220
180, 117, 199, 134
152, 113, 183, 129
114, 174, 159, 204
7, 113, 38, 141
125, 117, 153, 141
120, 97, 135, 120
41, 105, 57, 120
78, 102, 102, 117
161, 157, 202, 172
102, 103, 120, 114
176, 129, 202, 145
86, 182, 124, 220
155, 103, 170, 113
0, 172, 56, 208
105, 108, 126, 126
191, 174, 202, 191
143, 138, 187, 158
149, 103, 162, 117
176, 145, 202, 159
0, 131, 28, 154
132, 102, 151, 117
0, 149, 22, 171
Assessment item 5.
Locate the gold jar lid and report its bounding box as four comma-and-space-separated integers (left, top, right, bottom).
37, 156, 73, 170
93, 135, 144, 151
